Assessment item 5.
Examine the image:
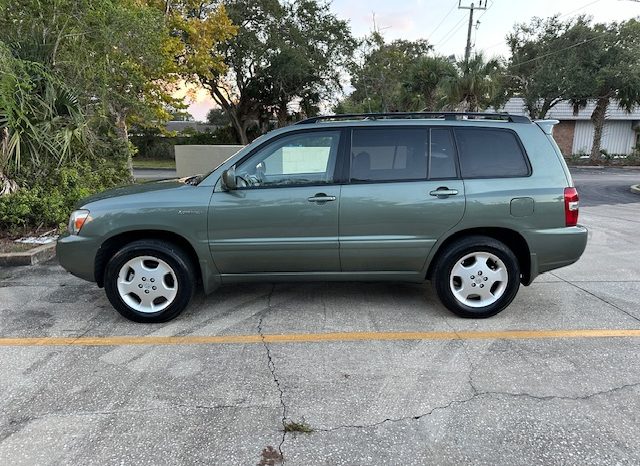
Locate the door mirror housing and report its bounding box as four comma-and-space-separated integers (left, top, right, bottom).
221, 166, 237, 191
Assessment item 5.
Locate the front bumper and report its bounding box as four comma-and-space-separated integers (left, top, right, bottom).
56, 233, 101, 283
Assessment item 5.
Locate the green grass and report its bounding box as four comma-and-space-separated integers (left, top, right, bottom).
132, 158, 176, 170
283, 421, 313, 433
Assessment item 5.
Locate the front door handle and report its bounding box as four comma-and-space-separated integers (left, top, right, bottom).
429, 187, 459, 198
308, 193, 336, 203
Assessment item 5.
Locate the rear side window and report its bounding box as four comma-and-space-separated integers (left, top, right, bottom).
350, 128, 428, 182
454, 128, 529, 178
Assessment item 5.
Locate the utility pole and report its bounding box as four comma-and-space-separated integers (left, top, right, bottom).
458, 0, 487, 65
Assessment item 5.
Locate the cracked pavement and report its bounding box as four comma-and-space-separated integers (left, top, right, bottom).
1, 168, 640, 465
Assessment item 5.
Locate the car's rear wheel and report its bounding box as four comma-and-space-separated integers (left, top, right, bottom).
432, 236, 520, 318
104, 239, 195, 323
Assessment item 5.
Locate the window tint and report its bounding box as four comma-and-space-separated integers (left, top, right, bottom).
350, 128, 428, 182
455, 128, 529, 178
429, 129, 457, 179
236, 131, 339, 187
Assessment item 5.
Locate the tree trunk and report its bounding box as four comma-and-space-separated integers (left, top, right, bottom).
590, 96, 609, 161
207, 84, 249, 145
0, 127, 18, 196
115, 113, 134, 177
0, 171, 18, 196
538, 98, 554, 119
276, 104, 288, 128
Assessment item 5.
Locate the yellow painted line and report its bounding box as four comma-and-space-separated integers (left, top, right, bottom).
0, 329, 640, 347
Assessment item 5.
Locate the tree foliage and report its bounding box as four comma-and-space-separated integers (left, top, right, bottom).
506, 16, 600, 119
0, 0, 234, 229
0, 43, 91, 190
439, 53, 506, 112
336, 34, 503, 114
506, 16, 640, 159
201, 0, 357, 144
338, 33, 438, 113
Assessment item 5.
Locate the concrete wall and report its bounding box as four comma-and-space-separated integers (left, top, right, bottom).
175, 145, 244, 177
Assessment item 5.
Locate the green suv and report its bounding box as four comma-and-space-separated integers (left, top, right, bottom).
57, 112, 588, 322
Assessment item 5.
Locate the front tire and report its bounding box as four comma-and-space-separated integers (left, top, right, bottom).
104, 239, 196, 323
432, 236, 520, 318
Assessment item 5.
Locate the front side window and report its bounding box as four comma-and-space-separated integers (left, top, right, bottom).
235, 131, 340, 188
350, 128, 428, 182
455, 128, 529, 178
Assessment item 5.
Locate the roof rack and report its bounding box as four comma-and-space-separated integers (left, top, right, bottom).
296, 112, 531, 125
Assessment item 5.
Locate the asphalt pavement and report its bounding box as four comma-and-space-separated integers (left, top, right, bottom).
1, 167, 639, 465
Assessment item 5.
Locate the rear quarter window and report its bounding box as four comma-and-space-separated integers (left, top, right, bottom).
454, 128, 530, 178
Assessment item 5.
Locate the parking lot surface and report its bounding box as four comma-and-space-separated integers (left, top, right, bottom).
1, 167, 639, 465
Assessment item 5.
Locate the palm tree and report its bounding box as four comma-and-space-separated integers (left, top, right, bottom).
438, 53, 504, 112
0, 43, 90, 196
404, 56, 457, 111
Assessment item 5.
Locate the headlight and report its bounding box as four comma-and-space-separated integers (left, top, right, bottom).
68, 210, 91, 235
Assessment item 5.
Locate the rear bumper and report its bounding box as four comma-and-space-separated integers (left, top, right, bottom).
523, 225, 588, 283
56, 233, 100, 283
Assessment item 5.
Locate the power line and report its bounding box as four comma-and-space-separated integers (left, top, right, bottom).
510, 34, 602, 67
482, 0, 601, 52
558, 0, 603, 18
434, 15, 467, 47
428, 2, 458, 41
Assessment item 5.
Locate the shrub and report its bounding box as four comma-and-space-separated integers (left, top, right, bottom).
0, 138, 131, 234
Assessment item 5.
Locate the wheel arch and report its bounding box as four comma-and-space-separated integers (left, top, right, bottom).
426, 227, 532, 285
94, 230, 202, 289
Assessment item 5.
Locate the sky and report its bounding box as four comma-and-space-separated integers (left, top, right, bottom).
186, 0, 640, 121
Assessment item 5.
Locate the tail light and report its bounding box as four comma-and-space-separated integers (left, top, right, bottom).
564, 187, 579, 226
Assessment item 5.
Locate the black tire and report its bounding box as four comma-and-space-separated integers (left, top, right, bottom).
432, 235, 520, 318
104, 239, 196, 323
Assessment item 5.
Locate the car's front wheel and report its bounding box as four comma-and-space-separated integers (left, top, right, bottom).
104, 239, 196, 323
432, 236, 520, 318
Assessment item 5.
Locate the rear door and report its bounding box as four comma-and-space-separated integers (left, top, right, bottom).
339, 126, 465, 272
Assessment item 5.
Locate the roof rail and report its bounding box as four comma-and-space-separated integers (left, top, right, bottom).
295, 112, 531, 125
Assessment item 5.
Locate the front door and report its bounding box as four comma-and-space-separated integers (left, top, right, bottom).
209, 129, 343, 274
339, 127, 465, 272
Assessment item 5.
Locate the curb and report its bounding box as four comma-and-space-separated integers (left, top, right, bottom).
568, 165, 640, 170
0, 242, 56, 267
631, 184, 640, 195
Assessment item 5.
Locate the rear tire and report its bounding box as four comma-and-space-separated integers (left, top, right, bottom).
432, 236, 520, 318
104, 239, 196, 323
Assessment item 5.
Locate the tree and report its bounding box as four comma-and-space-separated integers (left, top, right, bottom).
0, 0, 235, 178
206, 108, 230, 126
570, 19, 640, 160
200, 0, 357, 144
0, 0, 235, 140
0, 42, 91, 194
439, 53, 505, 112
405, 56, 457, 111
338, 33, 438, 113
506, 16, 596, 119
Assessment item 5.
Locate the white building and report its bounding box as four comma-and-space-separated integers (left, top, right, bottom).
500, 97, 640, 156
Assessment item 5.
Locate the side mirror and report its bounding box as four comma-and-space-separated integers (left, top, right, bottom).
221, 166, 237, 191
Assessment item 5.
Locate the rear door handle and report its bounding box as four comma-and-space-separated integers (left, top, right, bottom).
429, 187, 459, 198
308, 194, 336, 203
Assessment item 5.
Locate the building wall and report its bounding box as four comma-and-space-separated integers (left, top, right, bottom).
572, 121, 636, 155
552, 120, 575, 156
175, 145, 244, 177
